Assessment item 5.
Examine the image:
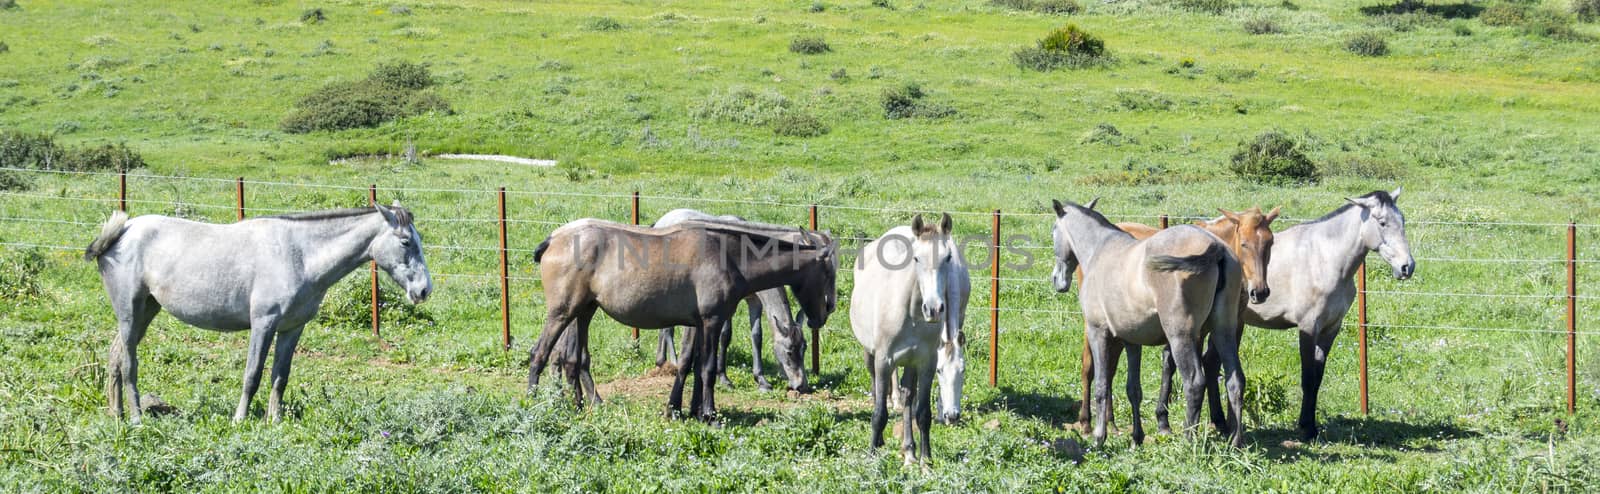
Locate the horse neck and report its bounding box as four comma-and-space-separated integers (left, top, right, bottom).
296, 214, 388, 291
1066, 216, 1131, 268
722, 234, 819, 292
754, 289, 793, 324
1203, 221, 1239, 250
1289, 207, 1369, 280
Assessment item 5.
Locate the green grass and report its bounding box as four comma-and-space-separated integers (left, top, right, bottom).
3, 0, 1600, 491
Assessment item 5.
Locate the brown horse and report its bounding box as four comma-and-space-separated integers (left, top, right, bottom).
1074, 206, 1280, 434
528, 218, 837, 421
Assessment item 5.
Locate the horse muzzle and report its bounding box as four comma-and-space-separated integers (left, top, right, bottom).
407, 285, 433, 304
1248, 286, 1270, 304
1395, 262, 1415, 280
938, 411, 961, 425
921, 303, 944, 323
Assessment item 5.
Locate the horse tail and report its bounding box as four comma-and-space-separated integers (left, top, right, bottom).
1146, 242, 1225, 273
533, 236, 552, 263
83, 210, 130, 261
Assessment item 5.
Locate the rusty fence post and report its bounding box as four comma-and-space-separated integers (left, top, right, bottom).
631, 191, 641, 341
235, 177, 245, 221
810, 204, 820, 375
1568, 222, 1578, 415
500, 187, 512, 351
989, 209, 1000, 387
118, 171, 127, 212
1358, 262, 1369, 415
369, 184, 380, 339
1159, 214, 1169, 230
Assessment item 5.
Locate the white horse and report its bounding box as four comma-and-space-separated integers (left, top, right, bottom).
851, 214, 969, 463
1157, 188, 1415, 441
85, 204, 433, 423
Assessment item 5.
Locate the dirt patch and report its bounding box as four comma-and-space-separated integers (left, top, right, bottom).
595, 370, 871, 413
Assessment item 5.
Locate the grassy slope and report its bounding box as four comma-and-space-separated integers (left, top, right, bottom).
3, 0, 1600, 491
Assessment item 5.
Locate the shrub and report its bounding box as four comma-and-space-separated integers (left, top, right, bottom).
881, 83, 955, 119
1079, 122, 1125, 145
0, 0, 16, 10
989, 0, 1081, 14
789, 36, 830, 54
692, 87, 791, 125
1243, 17, 1283, 34
1014, 24, 1110, 71
771, 113, 829, 137
1344, 32, 1389, 56
1322, 156, 1406, 180
808, 1, 825, 13
1229, 131, 1317, 184
1523, 8, 1590, 40
584, 17, 623, 31
871, 0, 894, 9
1577, 0, 1600, 21
0, 130, 144, 172
300, 8, 326, 24
0, 41, 8, 54
1174, 0, 1234, 14
367, 60, 434, 89
0, 248, 48, 301
281, 62, 451, 133
1480, 3, 1526, 26
0, 168, 29, 191
1452, 21, 1474, 35
61, 142, 146, 172
1115, 89, 1174, 111
1039, 24, 1104, 57
829, 68, 849, 81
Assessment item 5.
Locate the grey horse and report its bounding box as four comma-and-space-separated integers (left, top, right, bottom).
1051, 199, 1246, 448
84, 204, 433, 423
652, 208, 809, 392
1155, 188, 1416, 441
851, 214, 970, 463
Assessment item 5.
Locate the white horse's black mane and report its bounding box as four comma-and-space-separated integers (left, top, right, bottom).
266, 207, 413, 226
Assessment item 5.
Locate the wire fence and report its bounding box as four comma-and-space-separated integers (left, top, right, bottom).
0, 166, 1593, 412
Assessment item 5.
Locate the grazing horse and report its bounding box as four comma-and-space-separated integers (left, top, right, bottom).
651, 209, 809, 392
1075, 206, 1281, 434
85, 204, 433, 423
1197, 189, 1414, 441
851, 214, 970, 463
529, 219, 836, 421
1050, 199, 1246, 448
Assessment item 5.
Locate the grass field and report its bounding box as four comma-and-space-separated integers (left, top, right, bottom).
4, 0, 1600, 491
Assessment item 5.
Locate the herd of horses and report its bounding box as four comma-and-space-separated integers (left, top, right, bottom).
81, 187, 1413, 462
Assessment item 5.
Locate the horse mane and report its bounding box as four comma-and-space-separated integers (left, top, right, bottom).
1297, 190, 1393, 227
696, 225, 832, 253
264, 207, 413, 226
1062, 202, 1122, 232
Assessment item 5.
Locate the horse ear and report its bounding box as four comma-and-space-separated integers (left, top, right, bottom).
1085, 197, 1099, 210
939, 212, 953, 235
1051, 200, 1067, 218
911, 214, 926, 233
794, 310, 806, 329
1263, 205, 1282, 225
1217, 208, 1240, 223
1390, 186, 1402, 200
1345, 196, 1374, 209
376, 204, 400, 226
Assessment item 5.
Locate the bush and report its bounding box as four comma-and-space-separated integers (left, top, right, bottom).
1453, 21, 1474, 35
789, 36, 831, 54
300, 8, 326, 24
1174, 0, 1234, 14
1243, 17, 1283, 34
0, 130, 144, 172
1344, 32, 1389, 56
1115, 89, 1174, 111
584, 17, 623, 31
0, 248, 48, 301
1523, 8, 1590, 40
1039, 24, 1104, 57
881, 83, 955, 119
0, 0, 16, 10
0, 41, 8, 54
281, 62, 451, 133
1015, 24, 1110, 71
809, 1, 825, 13
61, 142, 146, 172
871, 0, 894, 9
1480, 3, 1526, 26
771, 113, 829, 137
1079, 123, 1126, 145
367, 60, 434, 89
1229, 131, 1317, 184
1578, 0, 1600, 21
989, 0, 1081, 14
692, 87, 791, 125
0, 168, 29, 191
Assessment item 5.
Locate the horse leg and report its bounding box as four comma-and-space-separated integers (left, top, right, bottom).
1298, 322, 1339, 441
868, 354, 895, 450
914, 361, 936, 461
898, 363, 919, 463
1168, 335, 1206, 436
1079, 336, 1116, 432
528, 307, 576, 391
109, 296, 158, 423
748, 302, 772, 392
572, 304, 602, 407
1155, 346, 1175, 434
656, 326, 676, 370
1124, 345, 1145, 446
695, 314, 728, 422
234, 319, 279, 422
1212, 325, 1248, 448
670, 324, 699, 418
1090, 330, 1122, 448
716, 318, 734, 390
1202, 342, 1227, 435
267, 325, 306, 422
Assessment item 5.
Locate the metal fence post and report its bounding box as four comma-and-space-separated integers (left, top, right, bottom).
809, 204, 820, 375
631, 191, 641, 341
118, 171, 127, 212
500, 187, 511, 351
369, 184, 380, 339
1358, 262, 1369, 415
989, 209, 1000, 387
235, 177, 245, 221
1568, 222, 1578, 415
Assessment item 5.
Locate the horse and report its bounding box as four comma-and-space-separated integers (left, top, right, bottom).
1050, 199, 1246, 448
84, 204, 433, 424
651, 208, 809, 393
1074, 206, 1281, 434
851, 213, 970, 463
1169, 189, 1413, 441
528, 218, 837, 421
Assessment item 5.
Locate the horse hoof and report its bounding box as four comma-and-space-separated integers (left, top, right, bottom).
757, 383, 773, 392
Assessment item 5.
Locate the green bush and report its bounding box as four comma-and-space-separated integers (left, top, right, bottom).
1229, 131, 1318, 184
771, 113, 829, 137
1523, 8, 1590, 40
1115, 89, 1174, 111
584, 17, 623, 31
300, 8, 326, 24
281, 62, 452, 133
691, 87, 791, 125
0, 168, 29, 191
788, 36, 831, 54
0, 41, 8, 54
1014, 24, 1110, 71
367, 60, 434, 90
1039, 24, 1104, 57
0, 248, 48, 301
0, 130, 144, 172
1577, 0, 1600, 21
1, 0, 18, 10
881, 83, 955, 119
990, 0, 1081, 14
1079, 122, 1126, 145
1344, 32, 1389, 56
1243, 16, 1283, 34
1174, 0, 1234, 14
1480, 3, 1526, 26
